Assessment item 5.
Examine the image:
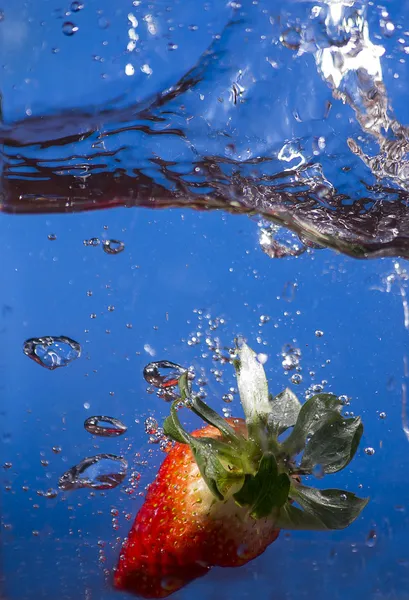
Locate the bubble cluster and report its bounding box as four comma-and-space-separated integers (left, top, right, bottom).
281, 344, 301, 371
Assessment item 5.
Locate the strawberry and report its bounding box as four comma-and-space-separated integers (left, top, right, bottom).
115, 341, 368, 598
114, 418, 280, 598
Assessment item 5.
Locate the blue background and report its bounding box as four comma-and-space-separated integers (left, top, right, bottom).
2, 0, 409, 599
2, 208, 409, 600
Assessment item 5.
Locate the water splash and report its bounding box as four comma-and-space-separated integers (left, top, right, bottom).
258, 223, 307, 259
3, 1, 409, 258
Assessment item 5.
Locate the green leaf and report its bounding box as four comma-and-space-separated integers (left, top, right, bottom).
269, 388, 302, 435
281, 394, 343, 456
190, 438, 244, 500
178, 370, 244, 445
274, 501, 329, 530
234, 454, 290, 518
163, 401, 244, 500
289, 484, 369, 530
300, 414, 363, 475
163, 402, 191, 445
198, 437, 246, 471
234, 340, 272, 447
177, 371, 191, 401
190, 396, 244, 445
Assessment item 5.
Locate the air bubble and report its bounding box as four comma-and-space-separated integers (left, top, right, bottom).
62, 21, 79, 36
280, 27, 301, 51
380, 19, 395, 38
23, 336, 81, 370
84, 237, 100, 246
257, 353, 268, 365
70, 1, 84, 11
37, 488, 58, 499
84, 416, 127, 437
338, 395, 351, 406
102, 239, 125, 255
311, 383, 324, 393
281, 344, 301, 371
98, 17, 109, 29
144, 417, 159, 435
366, 529, 377, 548
143, 360, 187, 398
59, 454, 127, 491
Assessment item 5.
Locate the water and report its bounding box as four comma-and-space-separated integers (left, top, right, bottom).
258, 223, 307, 259
2, 1, 409, 599
2, 207, 408, 600
3, 1, 409, 258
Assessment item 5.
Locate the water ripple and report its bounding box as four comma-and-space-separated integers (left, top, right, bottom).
2, 0, 409, 258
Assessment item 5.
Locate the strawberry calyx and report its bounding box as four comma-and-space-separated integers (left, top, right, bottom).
163, 340, 368, 530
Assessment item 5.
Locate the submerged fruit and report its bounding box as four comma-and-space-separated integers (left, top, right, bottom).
115, 341, 368, 598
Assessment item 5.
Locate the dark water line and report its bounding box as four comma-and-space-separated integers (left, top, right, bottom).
2, 168, 409, 260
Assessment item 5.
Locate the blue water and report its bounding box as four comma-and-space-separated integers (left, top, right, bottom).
1, 208, 409, 599
2, 1, 409, 599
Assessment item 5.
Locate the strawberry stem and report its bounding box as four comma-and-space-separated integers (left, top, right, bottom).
178, 372, 246, 447
234, 340, 275, 451
161, 340, 369, 530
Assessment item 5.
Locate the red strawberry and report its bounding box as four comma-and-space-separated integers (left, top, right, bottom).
115, 341, 368, 598
114, 418, 279, 598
